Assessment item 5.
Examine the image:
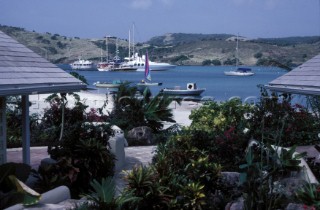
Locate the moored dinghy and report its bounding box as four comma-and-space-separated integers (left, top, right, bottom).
161, 83, 205, 96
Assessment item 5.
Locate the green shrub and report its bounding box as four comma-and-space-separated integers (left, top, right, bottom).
248, 87, 319, 146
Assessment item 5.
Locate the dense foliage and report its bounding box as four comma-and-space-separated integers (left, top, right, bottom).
108, 83, 177, 133
5, 81, 320, 208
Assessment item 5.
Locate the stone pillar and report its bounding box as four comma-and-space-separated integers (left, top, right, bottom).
0, 97, 6, 164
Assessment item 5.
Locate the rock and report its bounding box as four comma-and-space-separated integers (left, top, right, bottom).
126, 126, 155, 146
285, 203, 313, 210
278, 177, 308, 197
221, 172, 240, 187
225, 198, 244, 210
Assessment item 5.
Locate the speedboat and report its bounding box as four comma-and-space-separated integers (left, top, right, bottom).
224, 67, 254, 76
70, 59, 96, 70
122, 53, 175, 71
161, 83, 205, 96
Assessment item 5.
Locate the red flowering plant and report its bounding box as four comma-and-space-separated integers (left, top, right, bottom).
247, 86, 319, 147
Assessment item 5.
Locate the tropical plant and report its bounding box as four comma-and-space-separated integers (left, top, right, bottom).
239, 142, 306, 210
189, 98, 253, 134
0, 163, 41, 209
45, 92, 85, 141
295, 182, 320, 208
122, 165, 171, 209
34, 157, 79, 195
109, 84, 178, 132
248, 86, 319, 147
40, 93, 115, 198
6, 96, 41, 147
79, 177, 138, 210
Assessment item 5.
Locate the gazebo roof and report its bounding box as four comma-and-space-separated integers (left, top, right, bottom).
0, 30, 86, 96
266, 54, 320, 96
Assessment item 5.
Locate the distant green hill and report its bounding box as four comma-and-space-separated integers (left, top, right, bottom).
1, 25, 319, 69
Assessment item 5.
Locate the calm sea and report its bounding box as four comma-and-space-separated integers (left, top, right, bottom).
59, 65, 288, 102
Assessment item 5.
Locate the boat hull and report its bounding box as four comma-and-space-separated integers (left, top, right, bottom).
162, 88, 205, 96
136, 64, 176, 71
94, 80, 125, 88
95, 83, 121, 88
137, 82, 162, 86
224, 71, 254, 76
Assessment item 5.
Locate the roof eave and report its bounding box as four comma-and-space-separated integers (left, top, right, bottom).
0, 83, 87, 96
265, 85, 320, 96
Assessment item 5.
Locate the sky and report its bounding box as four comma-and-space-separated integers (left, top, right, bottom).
0, 0, 320, 42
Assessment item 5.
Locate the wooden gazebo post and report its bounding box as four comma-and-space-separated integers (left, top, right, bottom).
22, 95, 30, 165
0, 97, 6, 164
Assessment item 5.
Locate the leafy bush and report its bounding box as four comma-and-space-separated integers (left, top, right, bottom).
122, 165, 171, 209
248, 87, 319, 146
79, 177, 137, 210
33, 93, 115, 198
108, 84, 177, 133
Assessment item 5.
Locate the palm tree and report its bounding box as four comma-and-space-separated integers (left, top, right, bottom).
109, 84, 179, 132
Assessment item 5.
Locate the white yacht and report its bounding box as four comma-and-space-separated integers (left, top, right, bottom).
70, 59, 96, 70
121, 53, 175, 71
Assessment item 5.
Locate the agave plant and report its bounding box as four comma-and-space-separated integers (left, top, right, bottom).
123, 165, 171, 209
80, 177, 138, 210
295, 182, 320, 208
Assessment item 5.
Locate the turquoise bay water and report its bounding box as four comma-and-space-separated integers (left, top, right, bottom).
61, 65, 287, 102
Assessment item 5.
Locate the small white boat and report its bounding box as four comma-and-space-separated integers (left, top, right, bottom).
161, 83, 205, 96
224, 67, 254, 76
137, 51, 162, 86
71, 58, 95, 70
94, 80, 124, 88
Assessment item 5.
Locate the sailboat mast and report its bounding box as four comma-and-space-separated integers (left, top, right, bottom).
132, 24, 135, 58
128, 29, 131, 58
116, 38, 119, 61
236, 34, 239, 67
100, 48, 103, 62
106, 35, 109, 63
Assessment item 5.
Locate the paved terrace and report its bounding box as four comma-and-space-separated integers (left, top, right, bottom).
7, 146, 156, 194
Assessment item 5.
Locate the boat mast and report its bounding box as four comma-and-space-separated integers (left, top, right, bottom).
128, 29, 131, 58
106, 35, 109, 63
115, 38, 120, 62
100, 48, 103, 62
236, 34, 239, 67
132, 23, 135, 58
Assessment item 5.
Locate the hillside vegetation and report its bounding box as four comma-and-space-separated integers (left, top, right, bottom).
1, 25, 319, 69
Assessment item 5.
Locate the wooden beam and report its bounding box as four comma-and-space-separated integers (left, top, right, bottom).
22, 95, 30, 165
0, 97, 6, 164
